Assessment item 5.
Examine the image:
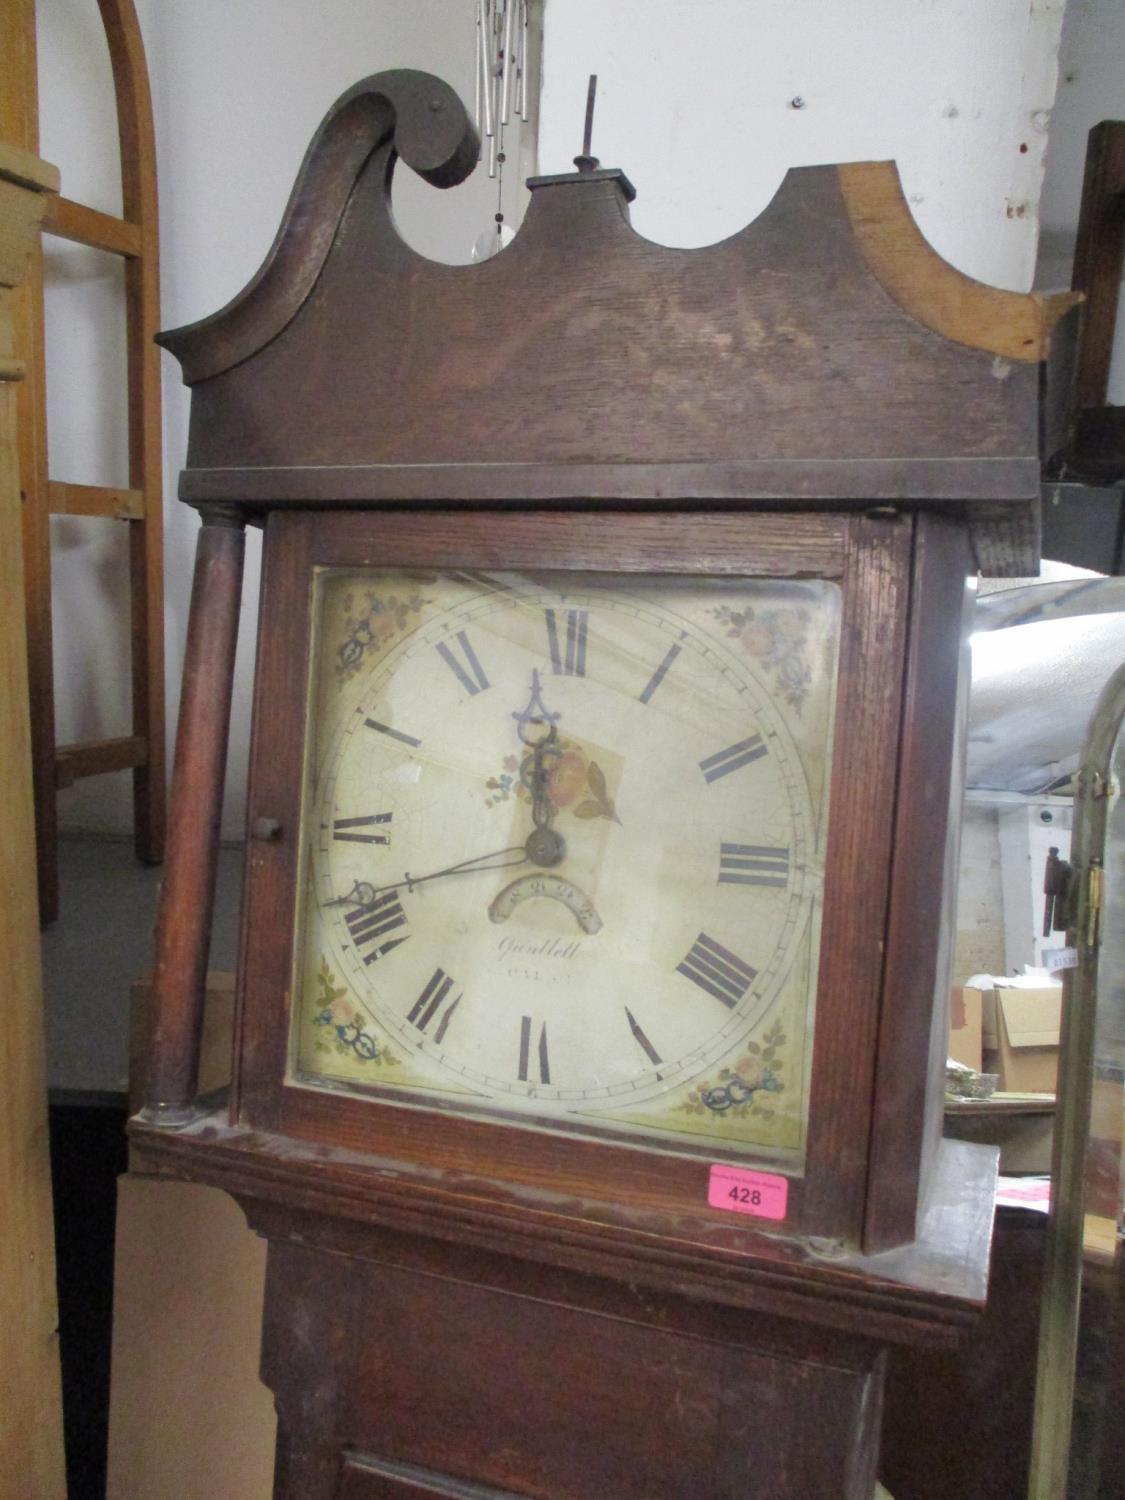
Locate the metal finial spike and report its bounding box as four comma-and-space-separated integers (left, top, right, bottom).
574, 73, 599, 173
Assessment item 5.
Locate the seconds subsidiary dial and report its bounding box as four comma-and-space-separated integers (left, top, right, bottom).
291, 569, 840, 1167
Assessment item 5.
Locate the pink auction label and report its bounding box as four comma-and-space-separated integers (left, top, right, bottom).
708, 1164, 789, 1221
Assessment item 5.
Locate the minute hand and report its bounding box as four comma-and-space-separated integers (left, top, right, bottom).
330, 845, 529, 908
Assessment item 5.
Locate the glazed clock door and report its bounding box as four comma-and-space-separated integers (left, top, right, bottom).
236, 506, 914, 1246
287, 563, 840, 1169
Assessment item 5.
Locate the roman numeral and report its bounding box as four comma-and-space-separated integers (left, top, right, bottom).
638, 642, 681, 704
719, 842, 789, 888
332, 813, 392, 846
545, 608, 588, 676
625, 1007, 662, 1067
518, 1015, 550, 1084
345, 890, 409, 964
699, 734, 767, 784
677, 933, 757, 1009
407, 968, 460, 1034
364, 717, 421, 749
435, 630, 490, 696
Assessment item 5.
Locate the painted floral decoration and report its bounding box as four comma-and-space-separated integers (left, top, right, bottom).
484, 738, 620, 823
312, 959, 399, 1067
712, 604, 811, 711
336, 588, 429, 681
679, 1019, 786, 1120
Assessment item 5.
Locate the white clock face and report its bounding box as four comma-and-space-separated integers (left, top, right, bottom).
290, 569, 840, 1166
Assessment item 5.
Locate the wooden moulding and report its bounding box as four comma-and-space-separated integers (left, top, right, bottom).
155, 71, 1073, 577
157, 69, 479, 386
838, 161, 1080, 363
130, 1109, 996, 1353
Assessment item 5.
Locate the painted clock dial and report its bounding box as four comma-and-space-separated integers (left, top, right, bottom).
290, 569, 840, 1167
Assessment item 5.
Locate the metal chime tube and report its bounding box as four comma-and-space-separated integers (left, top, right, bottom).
517, 0, 529, 120
501, 0, 515, 124
475, 1, 534, 207
478, 0, 493, 139
474, 1, 482, 154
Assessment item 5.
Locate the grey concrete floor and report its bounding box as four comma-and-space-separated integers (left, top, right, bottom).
41, 833, 244, 1097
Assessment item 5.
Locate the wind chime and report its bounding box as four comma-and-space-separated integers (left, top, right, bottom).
473, 0, 533, 259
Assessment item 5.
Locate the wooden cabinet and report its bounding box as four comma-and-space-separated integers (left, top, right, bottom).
132, 69, 1077, 1497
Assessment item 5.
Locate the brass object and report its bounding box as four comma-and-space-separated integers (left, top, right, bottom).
1028, 660, 1125, 1500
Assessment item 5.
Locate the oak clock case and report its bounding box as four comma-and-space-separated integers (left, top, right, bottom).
135, 65, 1076, 1500
290, 562, 840, 1166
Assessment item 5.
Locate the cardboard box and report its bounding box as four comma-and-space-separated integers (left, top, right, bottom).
981, 984, 1061, 1094
949, 986, 984, 1071
107, 1176, 275, 1500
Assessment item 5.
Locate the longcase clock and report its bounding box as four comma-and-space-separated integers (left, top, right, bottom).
134, 70, 1079, 1499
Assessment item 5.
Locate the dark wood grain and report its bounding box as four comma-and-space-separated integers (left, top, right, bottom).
881, 1208, 1046, 1500
262, 1233, 356, 1500
969, 500, 1042, 579
311, 505, 849, 574
145, 510, 245, 1118
156, 123, 1061, 582
233, 510, 312, 1131
130, 1109, 996, 1352
1070, 121, 1125, 412
169, 159, 1039, 488
175, 457, 1040, 508
258, 1237, 885, 1500
864, 513, 974, 1251
158, 71, 478, 385
801, 512, 912, 1239
1069, 404, 1125, 486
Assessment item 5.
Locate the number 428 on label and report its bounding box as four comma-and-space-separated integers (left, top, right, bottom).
707, 1164, 789, 1221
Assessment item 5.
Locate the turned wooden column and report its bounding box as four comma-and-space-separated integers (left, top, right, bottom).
144, 506, 245, 1122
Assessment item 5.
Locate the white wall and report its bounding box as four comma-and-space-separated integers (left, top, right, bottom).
38, 0, 1073, 842
539, 0, 1065, 288
38, 0, 132, 789
38, 0, 517, 839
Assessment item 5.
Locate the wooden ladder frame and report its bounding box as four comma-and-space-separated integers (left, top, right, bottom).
3, 0, 165, 924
